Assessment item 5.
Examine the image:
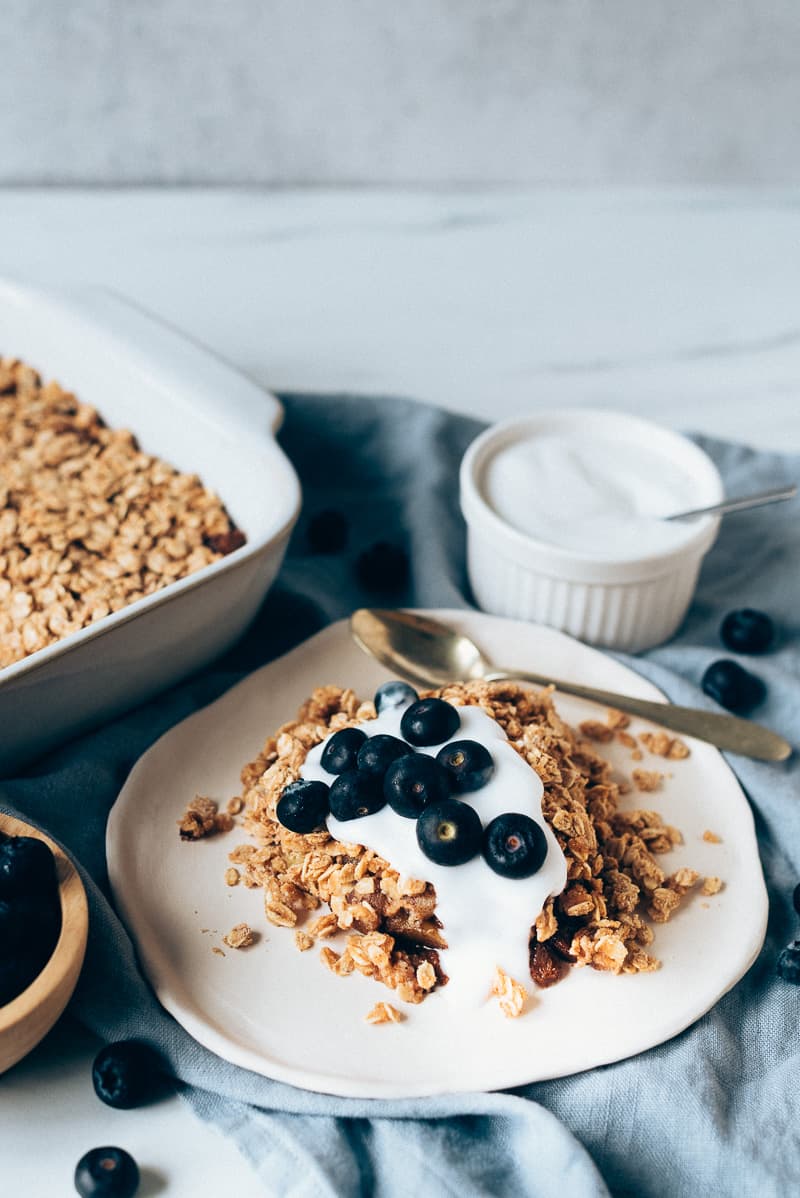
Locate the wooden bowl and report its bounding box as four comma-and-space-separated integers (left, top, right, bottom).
0, 813, 89, 1074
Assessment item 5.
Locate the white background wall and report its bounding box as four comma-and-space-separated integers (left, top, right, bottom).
3, 0, 799, 184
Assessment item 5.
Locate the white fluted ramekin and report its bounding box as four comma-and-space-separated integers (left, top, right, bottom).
459, 410, 724, 652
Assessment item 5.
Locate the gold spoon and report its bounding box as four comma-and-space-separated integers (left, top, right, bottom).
350, 608, 792, 763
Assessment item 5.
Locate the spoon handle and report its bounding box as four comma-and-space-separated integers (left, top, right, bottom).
486, 670, 792, 762
666, 483, 797, 522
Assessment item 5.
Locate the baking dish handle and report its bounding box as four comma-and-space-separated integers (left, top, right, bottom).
62, 286, 285, 437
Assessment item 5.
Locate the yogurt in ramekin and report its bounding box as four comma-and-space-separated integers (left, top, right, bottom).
460, 410, 724, 652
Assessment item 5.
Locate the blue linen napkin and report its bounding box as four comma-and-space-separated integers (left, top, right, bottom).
1, 394, 798, 1198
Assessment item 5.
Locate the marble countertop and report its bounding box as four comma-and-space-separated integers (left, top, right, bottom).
0, 186, 798, 1197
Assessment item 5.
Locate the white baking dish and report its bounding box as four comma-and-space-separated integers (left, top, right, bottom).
0, 280, 301, 775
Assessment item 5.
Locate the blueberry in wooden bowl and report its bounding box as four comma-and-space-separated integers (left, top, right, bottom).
0, 813, 88, 1074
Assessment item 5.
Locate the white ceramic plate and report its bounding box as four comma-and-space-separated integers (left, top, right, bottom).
107, 611, 767, 1098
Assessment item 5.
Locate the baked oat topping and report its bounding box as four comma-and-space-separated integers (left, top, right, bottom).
217, 681, 711, 1009
365, 1001, 403, 1025
490, 966, 528, 1018
639, 731, 691, 760
178, 795, 233, 841
223, 922, 256, 949
0, 357, 245, 669
700, 876, 723, 896
703, 829, 722, 844
631, 768, 663, 793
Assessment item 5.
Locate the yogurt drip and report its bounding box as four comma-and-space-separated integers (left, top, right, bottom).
483, 432, 700, 559
300, 700, 568, 1009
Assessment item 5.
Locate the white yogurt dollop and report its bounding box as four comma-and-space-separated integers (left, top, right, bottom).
482, 432, 699, 559
301, 700, 567, 1009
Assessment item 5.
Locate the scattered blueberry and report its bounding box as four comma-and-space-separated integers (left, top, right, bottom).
307, 509, 348, 554
329, 770, 387, 821
416, 798, 482, 866
356, 541, 409, 594
720, 608, 775, 655
777, 941, 800, 985
276, 780, 331, 833
92, 1041, 164, 1110
320, 727, 367, 774
482, 813, 548, 879
436, 740, 495, 793
74, 1146, 140, 1198
701, 659, 766, 713
793, 882, 800, 918
401, 698, 461, 747
356, 734, 413, 778
374, 680, 419, 713
0, 835, 57, 899
384, 754, 452, 819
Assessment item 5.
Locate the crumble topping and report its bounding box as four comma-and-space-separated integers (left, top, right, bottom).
178, 795, 235, 841
0, 357, 245, 669
631, 768, 664, 793
365, 1001, 403, 1025
223, 922, 256, 949
490, 966, 528, 1018
207, 681, 710, 1013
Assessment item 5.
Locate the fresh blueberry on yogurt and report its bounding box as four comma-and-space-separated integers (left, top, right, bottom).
320, 727, 367, 774
356, 734, 413, 778
329, 770, 387, 821
383, 754, 452, 819
374, 680, 419, 713
436, 740, 494, 793
416, 798, 482, 866
401, 698, 461, 746
276, 780, 331, 833
482, 813, 548, 879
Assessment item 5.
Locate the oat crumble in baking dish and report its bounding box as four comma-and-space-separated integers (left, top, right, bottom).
0, 356, 245, 669
183, 681, 712, 1017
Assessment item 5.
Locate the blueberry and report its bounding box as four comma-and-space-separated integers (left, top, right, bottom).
416, 798, 482, 866
0, 898, 25, 950
482, 813, 548, 879
436, 740, 495, 793
8, 893, 62, 958
356, 541, 409, 594
276, 780, 331, 833
720, 609, 774, 655
74, 1146, 140, 1198
384, 754, 452, 819
777, 941, 800, 985
329, 770, 386, 821
374, 680, 419, 714
356, 734, 413, 778
701, 659, 766, 713
320, 727, 367, 774
0, 836, 57, 899
401, 698, 461, 747
307, 509, 348, 554
0, 950, 44, 1007
92, 1041, 164, 1110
